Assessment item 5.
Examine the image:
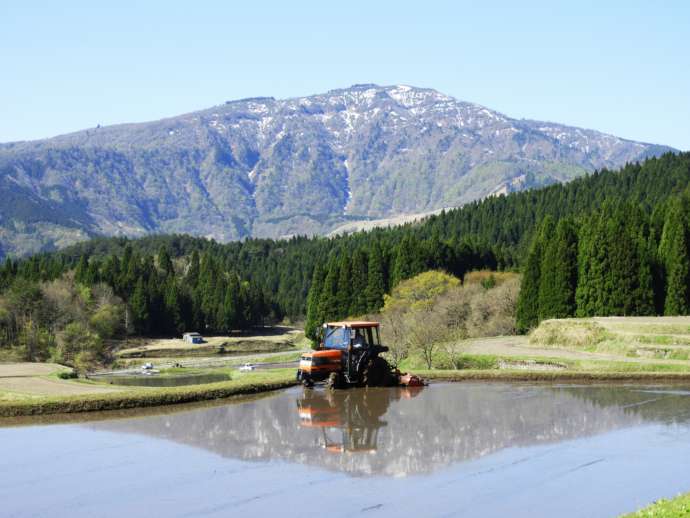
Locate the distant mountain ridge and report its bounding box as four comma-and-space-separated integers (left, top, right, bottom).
0, 84, 674, 257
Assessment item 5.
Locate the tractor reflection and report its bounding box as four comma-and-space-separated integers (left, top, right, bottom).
296, 387, 422, 453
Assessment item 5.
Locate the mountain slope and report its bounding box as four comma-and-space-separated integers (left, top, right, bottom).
0, 84, 674, 257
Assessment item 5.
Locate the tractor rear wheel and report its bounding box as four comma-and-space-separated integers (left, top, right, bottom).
362, 357, 393, 387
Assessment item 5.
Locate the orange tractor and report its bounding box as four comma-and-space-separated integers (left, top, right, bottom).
296, 385, 422, 453
297, 321, 425, 389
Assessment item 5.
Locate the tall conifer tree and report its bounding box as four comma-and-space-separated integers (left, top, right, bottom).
305, 263, 326, 341
349, 249, 368, 315
365, 244, 385, 311
659, 198, 690, 314
538, 218, 578, 319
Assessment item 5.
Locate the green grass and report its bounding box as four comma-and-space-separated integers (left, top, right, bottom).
621, 493, 690, 517
0, 369, 298, 417
400, 350, 690, 375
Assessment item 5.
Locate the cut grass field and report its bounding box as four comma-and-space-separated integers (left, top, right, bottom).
0, 368, 298, 417
529, 316, 690, 360
0, 362, 123, 401
621, 492, 690, 517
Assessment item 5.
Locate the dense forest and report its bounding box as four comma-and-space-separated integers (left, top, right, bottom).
516, 191, 690, 332
0, 151, 688, 360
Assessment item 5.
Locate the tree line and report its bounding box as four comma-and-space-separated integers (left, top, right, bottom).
516, 192, 690, 332
0, 152, 688, 339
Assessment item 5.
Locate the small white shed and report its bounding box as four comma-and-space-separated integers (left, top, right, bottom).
182, 332, 203, 344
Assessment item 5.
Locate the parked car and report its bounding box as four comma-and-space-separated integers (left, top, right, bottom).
141, 362, 154, 370
239, 363, 256, 372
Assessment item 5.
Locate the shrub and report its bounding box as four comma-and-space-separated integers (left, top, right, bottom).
55, 322, 103, 365
89, 303, 123, 339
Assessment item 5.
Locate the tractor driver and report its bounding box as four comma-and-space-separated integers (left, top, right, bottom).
352, 328, 366, 349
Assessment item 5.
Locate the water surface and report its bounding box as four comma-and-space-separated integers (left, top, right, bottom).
2, 382, 690, 517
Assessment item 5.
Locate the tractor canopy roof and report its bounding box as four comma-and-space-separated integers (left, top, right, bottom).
324, 321, 380, 329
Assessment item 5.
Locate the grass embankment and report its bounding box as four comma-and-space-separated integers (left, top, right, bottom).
401, 350, 690, 376
0, 369, 298, 418
418, 368, 690, 383
530, 316, 690, 360
621, 493, 690, 517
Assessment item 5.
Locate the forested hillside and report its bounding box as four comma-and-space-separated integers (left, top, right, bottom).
516, 191, 690, 332
0, 152, 688, 360
0, 84, 672, 257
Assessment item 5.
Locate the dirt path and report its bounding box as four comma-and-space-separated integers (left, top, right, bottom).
460, 336, 690, 365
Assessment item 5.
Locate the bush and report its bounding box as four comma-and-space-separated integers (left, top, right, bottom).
89, 303, 123, 339
55, 322, 103, 366
383, 270, 461, 313
57, 371, 78, 380
74, 351, 99, 374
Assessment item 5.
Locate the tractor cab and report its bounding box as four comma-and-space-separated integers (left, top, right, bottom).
322, 321, 383, 351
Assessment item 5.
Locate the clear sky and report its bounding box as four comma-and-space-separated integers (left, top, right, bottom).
2, 0, 689, 149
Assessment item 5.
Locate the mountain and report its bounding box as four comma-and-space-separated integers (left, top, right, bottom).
0, 84, 674, 257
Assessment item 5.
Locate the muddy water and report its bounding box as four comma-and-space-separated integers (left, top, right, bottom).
2, 383, 690, 517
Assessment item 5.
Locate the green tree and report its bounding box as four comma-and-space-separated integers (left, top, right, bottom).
659, 198, 690, 314
349, 249, 369, 315
317, 257, 340, 322
365, 243, 385, 311
129, 278, 149, 333
516, 217, 554, 332
163, 278, 184, 334
55, 322, 103, 367
158, 246, 174, 277
74, 256, 89, 284
538, 219, 578, 319
222, 274, 240, 332
305, 263, 326, 342
336, 254, 352, 317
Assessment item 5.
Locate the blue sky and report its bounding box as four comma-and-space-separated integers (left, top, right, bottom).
2, 1, 689, 149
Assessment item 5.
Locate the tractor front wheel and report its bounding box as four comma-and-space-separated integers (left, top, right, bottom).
325, 371, 343, 390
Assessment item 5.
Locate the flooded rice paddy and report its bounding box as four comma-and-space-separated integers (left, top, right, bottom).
2, 382, 690, 517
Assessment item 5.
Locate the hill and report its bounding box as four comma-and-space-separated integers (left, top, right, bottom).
0, 84, 674, 257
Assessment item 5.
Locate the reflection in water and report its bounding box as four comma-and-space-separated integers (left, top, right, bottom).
88, 383, 690, 477
296, 386, 422, 453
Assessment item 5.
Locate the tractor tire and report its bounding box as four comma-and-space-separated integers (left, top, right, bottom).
362, 357, 393, 387
325, 372, 343, 390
